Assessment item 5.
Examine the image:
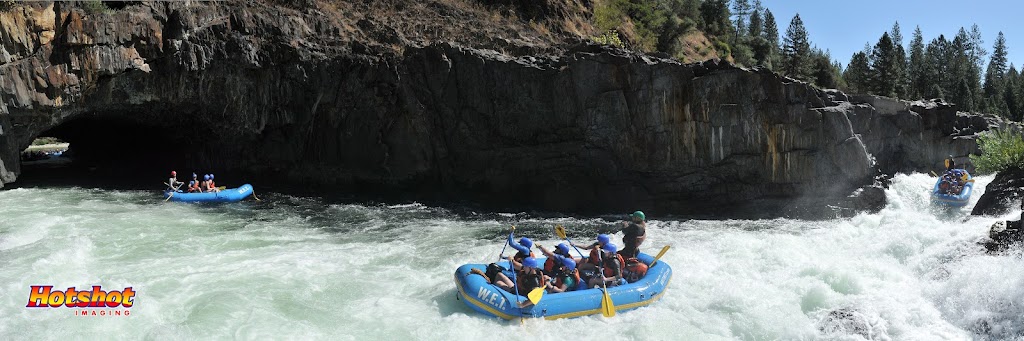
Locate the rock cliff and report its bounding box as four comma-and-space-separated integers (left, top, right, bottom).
0, 1, 1007, 217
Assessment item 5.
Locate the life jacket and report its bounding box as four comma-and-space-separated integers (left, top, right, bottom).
544, 257, 557, 275
188, 180, 198, 192
513, 251, 535, 263
543, 253, 570, 275
552, 269, 581, 291
517, 269, 547, 293
588, 248, 602, 265
634, 225, 647, 247
208, 180, 216, 190
602, 253, 626, 278
622, 258, 649, 283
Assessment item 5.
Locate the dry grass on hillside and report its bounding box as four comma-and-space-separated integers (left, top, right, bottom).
306, 0, 596, 53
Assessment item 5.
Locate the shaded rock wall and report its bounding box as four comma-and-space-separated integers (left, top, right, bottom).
0, 1, 1006, 216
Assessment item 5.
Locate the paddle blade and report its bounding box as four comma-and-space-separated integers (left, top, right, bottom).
650, 245, 671, 267
527, 287, 544, 305
554, 224, 567, 239
601, 289, 615, 317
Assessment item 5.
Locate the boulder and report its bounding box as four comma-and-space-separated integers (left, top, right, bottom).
972, 168, 1024, 216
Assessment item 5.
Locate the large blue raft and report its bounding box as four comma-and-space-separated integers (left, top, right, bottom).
931, 169, 974, 207
164, 184, 254, 203
454, 252, 671, 320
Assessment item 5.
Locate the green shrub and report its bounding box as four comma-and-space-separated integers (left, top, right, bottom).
592, 30, 625, 48
82, 0, 111, 15
970, 129, 1024, 174
713, 39, 731, 57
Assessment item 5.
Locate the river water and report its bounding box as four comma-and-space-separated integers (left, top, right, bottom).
0, 173, 1021, 340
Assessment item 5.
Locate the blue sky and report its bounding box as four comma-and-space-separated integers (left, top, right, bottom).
761, 0, 1023, 70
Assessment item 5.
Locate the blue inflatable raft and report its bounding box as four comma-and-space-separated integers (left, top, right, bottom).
164, 184, 254, 203
454, 252, 671, 320
931, 169, 974, 207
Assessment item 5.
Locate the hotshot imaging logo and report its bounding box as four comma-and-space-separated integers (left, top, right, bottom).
26, 285, 135, 316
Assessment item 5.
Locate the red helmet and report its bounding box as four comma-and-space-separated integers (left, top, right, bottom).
171, 171, 177, 176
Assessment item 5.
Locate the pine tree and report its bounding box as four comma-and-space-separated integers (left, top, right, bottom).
954, 79, 975, 112
925, 35, 950, 99
1008, 64, 1023, 120
782, 13, 811, 80
890, 22, 909, 98
870, 32, 898, 97
748, 0, 763, 38
731, 0, 751, 45
762, 9, 780, 69
811, 48, 843, 89
843, 51, 871, 93
949, 29, 979, 110
984, 32, 1008, 98
699, 0, 732, 37
908, 26, 926, 99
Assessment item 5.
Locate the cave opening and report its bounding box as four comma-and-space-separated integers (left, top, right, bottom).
14, 114, 202, 190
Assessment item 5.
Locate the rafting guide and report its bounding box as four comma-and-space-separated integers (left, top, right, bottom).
26, 285, 135, 316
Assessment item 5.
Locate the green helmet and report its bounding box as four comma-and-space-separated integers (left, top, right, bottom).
630, 210, 646, 221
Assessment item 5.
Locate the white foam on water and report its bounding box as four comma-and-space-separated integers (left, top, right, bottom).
0, 173, 1021, 340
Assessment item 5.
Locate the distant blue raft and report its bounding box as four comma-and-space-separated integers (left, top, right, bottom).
454, 252, 671, 320
164, 184, 254, 203
931, 170, 974, 207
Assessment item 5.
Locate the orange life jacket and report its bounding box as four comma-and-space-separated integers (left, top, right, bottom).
622, 258, 649, 283
207, 180, 216, 190
544, 257, 557, 274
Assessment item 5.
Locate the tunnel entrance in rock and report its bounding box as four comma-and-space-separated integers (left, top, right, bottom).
17, 114, 200, 189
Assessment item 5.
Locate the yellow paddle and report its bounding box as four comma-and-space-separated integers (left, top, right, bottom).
527, 287, 544, 304
649, 245, 671, 267
596, 248, 616, 317
553, 224, 587, 259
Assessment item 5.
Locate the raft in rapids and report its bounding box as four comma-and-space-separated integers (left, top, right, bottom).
164, 184, 254, 203
453, 252, 671, 320
931, 169, 974, 207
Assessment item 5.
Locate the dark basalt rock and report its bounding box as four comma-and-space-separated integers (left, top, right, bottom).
972, 168, 1024, 216
985, 214, 1024, 252
0, 1, 1009, 217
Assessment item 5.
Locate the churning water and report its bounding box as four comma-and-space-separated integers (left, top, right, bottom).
0, 173, 1020, 340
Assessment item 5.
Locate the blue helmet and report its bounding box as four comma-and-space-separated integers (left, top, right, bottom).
192, 173, 197, 179
522, 257, 540, 269
597, 234, 611, 245
203, 174, 210, 181
210, 174, 214, 180
602, 243, 618, 254
556, 243, 570, 255
561, 256, 576, 271
519, 237, 533, 249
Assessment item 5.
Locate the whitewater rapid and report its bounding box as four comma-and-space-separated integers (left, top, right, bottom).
0, 173, 1021, 340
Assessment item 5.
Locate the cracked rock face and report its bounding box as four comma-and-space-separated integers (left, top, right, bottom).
0, 2, 1005, 216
